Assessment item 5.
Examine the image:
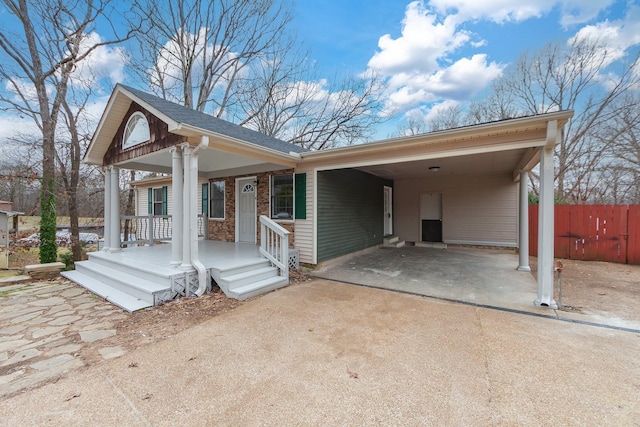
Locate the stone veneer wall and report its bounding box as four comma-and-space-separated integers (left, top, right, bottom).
207, 169, 295, 247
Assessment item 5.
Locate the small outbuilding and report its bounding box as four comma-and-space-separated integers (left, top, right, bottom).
0, 201, 23, 269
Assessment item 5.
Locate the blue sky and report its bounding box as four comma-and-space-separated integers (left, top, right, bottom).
291, 0, 639, 136
0, 0, 639, 144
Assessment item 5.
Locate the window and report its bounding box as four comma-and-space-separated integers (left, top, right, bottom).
148, 186, 167, 215
123, 112, 150, 148
271, 174, 293, 220
209, 181, 225, 219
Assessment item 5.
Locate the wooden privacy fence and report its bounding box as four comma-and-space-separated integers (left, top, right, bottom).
529, 204, 640, 265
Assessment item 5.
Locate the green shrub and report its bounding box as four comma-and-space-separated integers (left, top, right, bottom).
39, 179, 58, 263
58, 249, 74, 271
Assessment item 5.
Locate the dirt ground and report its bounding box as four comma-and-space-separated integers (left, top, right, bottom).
530, 257, 640, 322
8, 261, 640, 370
73, 270, 313, 367
1, 261, 638, 398
99, 260, 640, 368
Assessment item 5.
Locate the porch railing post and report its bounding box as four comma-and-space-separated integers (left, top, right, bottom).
258, 215, 289, 280
148, 213, 154, 246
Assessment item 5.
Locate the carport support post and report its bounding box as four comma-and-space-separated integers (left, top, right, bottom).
109, 167, 122, 252
102, 167, 111, 251
171, 147, 183, 266
517, 171, 531, 271
535, 121, 558, 309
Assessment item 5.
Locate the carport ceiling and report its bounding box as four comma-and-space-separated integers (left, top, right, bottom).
356, 149, 529, 180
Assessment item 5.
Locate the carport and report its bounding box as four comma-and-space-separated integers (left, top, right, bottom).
313, 245, 539, 312
297, 111, 574, 308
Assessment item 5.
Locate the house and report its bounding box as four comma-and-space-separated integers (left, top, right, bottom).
63, 84, 572, 311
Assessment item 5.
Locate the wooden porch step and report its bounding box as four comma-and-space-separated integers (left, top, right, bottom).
61, 270, 152, 312
73, 260, 171, 304
87, 251, 179, 282
222, 266, 278, 288
227, 276, 289, 301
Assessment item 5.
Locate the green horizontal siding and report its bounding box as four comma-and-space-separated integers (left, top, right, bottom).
317, 169, 392, 262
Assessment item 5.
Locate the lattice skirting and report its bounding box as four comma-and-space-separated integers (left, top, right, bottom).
288, 249, 300, 270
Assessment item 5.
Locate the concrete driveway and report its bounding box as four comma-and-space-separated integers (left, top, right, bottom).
1, 279, 638, 426
314, 246, 538, 311
313, 246, 640, 331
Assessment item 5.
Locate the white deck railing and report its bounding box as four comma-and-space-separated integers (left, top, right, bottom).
259, 215, 290, 279
120, 214, 208, 246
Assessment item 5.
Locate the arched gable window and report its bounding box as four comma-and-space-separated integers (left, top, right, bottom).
123, 112, 150, 149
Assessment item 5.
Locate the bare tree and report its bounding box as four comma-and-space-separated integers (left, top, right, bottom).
0, 0, 139, 261
133, 0, 384, 148
594, 93, 640, 203
428, 103, 465, 132
490, 38, 640, 202
246, 70, 385, 149
135, 0, 292, 114
466, 81, 520, 124
394, 118, 431, 137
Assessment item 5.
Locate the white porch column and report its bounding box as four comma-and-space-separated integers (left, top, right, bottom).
535, 121, 558, 308
180, 145, 194, 271
517, 171, 531, 272
109, 167, 122, 252
171, 148, 183, 266
103, 167, 111, 251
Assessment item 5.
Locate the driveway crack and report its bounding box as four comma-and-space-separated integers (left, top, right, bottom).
475, 308, 498, 425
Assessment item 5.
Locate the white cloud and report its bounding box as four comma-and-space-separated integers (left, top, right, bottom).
428, 0, 615, 27
429, 0, 553, 23
71, 32, 127, 88
368, 2, 472, 75
404, 99, 461, 123
0, 114, 41, 145
559, 0, 617, 27
570, 3, 640, 65
366, 1, 504, 115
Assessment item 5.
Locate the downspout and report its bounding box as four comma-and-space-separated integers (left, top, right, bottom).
191, 136, 209, 296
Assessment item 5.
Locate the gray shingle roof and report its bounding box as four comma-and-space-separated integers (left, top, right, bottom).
119, 84, 308, 154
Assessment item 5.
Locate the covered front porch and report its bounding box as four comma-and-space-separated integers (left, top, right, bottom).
63, 84, 304, 310
63, 238, 290, 312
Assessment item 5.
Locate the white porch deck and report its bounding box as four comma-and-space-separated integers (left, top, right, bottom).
62, 241, 289, 312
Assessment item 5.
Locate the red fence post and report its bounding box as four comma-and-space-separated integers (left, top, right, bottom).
628, 205, 640, 265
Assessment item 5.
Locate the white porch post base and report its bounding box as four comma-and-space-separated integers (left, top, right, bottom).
517, 171, 531, 272
534, 122, 557, 309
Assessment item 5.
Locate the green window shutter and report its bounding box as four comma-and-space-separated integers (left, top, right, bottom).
148, 188, 152, 214
201, 182, 209, 216
294, 173, 306, 219
162, 186, 168, 215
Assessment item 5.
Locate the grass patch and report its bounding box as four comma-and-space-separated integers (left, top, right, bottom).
17, 216, 104, 235
0, 270, 21, 278
0, 286, 30, 297
9, 248, 40, 267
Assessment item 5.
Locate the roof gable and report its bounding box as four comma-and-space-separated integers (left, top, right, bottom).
84, 84, 307, 165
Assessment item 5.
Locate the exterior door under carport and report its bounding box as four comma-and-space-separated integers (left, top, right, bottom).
420, 192, 442, 242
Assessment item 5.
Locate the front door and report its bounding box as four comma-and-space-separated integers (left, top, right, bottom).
236, 177, 257, 243
384, 186, 393, 236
